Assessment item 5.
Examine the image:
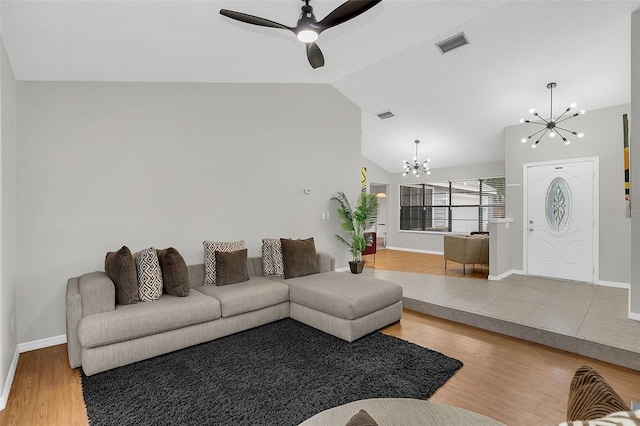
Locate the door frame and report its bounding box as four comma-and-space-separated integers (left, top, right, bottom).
522, 156, 599, 282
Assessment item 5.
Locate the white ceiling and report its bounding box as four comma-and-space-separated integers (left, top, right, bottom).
3, 0, 640, 172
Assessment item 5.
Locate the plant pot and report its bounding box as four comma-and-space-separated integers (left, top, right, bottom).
349, 261, 365, 274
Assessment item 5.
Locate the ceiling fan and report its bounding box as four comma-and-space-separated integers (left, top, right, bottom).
220, 0, 382, 69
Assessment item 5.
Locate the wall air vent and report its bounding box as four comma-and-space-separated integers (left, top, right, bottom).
376, 110, 395, 120
436, 32, 469, 54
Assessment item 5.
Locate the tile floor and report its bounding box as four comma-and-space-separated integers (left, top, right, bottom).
363, 268, 640, 370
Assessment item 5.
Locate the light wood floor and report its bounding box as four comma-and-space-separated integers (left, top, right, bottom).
2, 250, 639, 425
384, 310, 640, 425
364, 247, 489, 279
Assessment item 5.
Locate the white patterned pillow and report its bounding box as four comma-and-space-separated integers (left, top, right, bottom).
559, 409, 640, 425
203, 240, 245, 284
262, 238, 284, 277
133, 248, 163, 302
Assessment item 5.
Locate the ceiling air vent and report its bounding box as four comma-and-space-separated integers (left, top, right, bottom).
436, 32, 469, 54
376, 110, 395, 120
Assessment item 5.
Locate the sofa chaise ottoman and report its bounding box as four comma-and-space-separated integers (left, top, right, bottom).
283, 271, 403, 342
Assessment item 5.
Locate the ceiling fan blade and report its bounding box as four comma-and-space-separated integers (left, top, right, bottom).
306, 43, 325, 69
315, 0, 381, 32
220, 9, 292, 31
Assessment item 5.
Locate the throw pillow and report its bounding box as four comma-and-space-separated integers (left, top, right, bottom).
104, 246, 139, 305
559, 409, 640, 426
280, 237, 319, 279
156, 247, 190, 297
345, 409, 379, 426
566, 365, 630, 421
262, 238, 284, 276
215, 249, 249, 286
203, 240, 245, 284
133, 247, 163, 302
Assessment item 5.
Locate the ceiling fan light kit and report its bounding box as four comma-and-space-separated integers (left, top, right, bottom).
520, 82, 585, 148
403, 140, 431, 177
220, 0, 382, 69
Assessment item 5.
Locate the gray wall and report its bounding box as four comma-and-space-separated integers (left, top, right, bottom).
631, 10, 640, 315
16, 82, 362, 344
362, 155, 391, 230
505, 103, 631, 285
386, 161, 505, 253
1, 36, 17, 408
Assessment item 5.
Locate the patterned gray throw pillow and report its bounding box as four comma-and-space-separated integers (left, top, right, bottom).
134, 247, 163, 302
262, 238, 284, 277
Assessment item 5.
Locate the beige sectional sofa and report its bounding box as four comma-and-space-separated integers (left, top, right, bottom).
66, 252, 403, 376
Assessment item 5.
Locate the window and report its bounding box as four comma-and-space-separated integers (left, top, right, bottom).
399, 177, 506, 233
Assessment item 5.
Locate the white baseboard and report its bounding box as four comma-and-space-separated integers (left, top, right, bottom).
597, 280, 630, 289
335, 266, 350, 273
629, 311, 640, 322
18, 334, 66, 353
384, 246, 444, 256
0, 346, 19, 411
488, 269, 519, 281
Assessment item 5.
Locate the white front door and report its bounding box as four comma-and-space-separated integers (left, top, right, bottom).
526, 159, 596, 282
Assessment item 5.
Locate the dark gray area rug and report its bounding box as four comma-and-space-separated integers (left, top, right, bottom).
81, 318, 462, 426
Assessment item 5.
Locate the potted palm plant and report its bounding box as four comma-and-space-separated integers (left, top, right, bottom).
331, 191, 379, 274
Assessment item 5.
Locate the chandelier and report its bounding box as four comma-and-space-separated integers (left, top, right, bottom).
520, 82, 585, 148
402, 140, 431, 177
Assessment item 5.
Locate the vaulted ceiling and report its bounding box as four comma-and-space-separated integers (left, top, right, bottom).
3, 0, 639, 172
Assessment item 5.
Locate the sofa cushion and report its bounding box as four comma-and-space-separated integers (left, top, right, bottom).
104, 246, 139, 305
567, 365, 630, 421
215, 249, 249, 286
346, 409, 378, 426
204, 240, 245, 284
280, 237, 319, 279
77, 290, 221, 348
262, 238, 284, 277
196, 276, 289, 318
157, 247, 190, 297
286, 272, 402, 320
134, 247, 163, 302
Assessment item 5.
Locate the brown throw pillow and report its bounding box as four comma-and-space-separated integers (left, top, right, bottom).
156, 247, 190, 297
345, 409, 378, 426
280, 237, 319, 279
567, 365, 630, 421
215, 249, 249, 286
104, 246, 139, 305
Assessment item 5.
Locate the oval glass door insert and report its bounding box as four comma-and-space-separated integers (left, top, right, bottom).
545, 177, 572, 234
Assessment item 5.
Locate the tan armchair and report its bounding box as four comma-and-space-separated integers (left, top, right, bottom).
478, 236, 489, 265
443, 235, 487, 274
